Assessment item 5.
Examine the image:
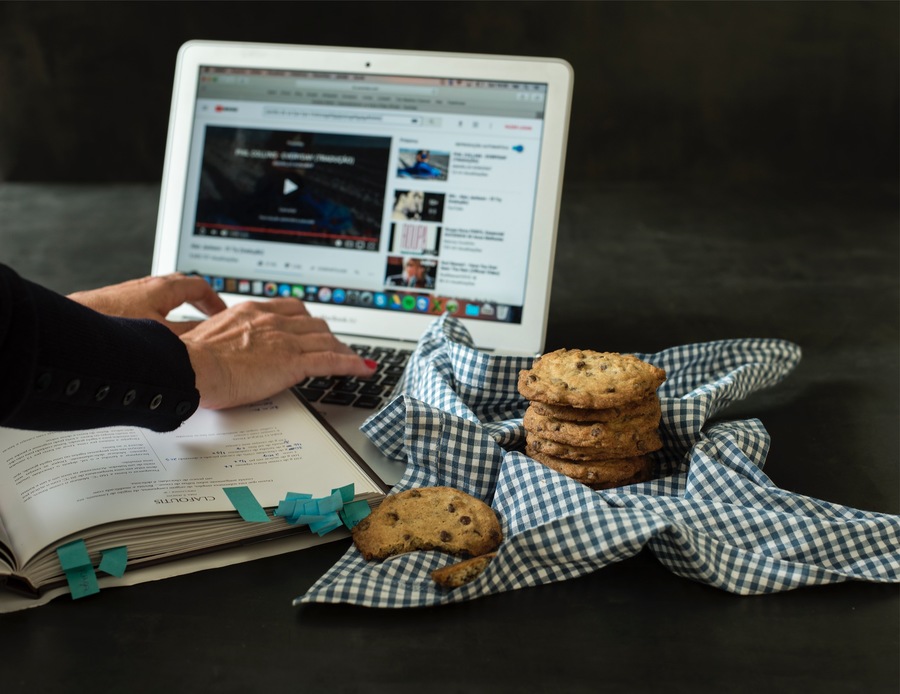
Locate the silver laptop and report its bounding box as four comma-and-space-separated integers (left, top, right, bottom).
152, 40, 574, 488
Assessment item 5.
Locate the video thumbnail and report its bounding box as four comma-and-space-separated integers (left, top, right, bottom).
391, 189, 445, 223
396, 148, 450, 180
388, 222, 442, 256
384, 255, 438, 290
195, 126, 391, 248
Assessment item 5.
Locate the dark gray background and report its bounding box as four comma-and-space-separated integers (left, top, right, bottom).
1, 4, 897, 691
0, 0, 897, 185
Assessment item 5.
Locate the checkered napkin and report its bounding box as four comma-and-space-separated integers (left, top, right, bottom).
296, 316, 900, 607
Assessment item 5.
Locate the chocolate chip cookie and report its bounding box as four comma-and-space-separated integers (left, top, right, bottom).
525, 427, 663, 461
523, 404, 661, 448
351, 486, 503, 561
431, 552, 497, 588
525, 446, 655, 489
529, 396, 660, 423
518, 349, 666, 409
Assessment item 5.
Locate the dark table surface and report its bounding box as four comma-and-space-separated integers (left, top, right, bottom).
1, 180, 897, 693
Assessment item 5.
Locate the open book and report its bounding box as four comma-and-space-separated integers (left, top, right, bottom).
0, 389, 386, 610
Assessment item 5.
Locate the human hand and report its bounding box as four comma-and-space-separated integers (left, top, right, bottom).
179, 299, 377, 410
68, 274, 227, 335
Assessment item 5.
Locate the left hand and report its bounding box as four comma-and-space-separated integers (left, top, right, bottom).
68, 273, 227, 335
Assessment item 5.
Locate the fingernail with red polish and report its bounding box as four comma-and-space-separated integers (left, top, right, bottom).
364, 358, 378, 370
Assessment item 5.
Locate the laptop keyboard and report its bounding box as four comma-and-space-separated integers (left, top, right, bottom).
296, 344, 412, 410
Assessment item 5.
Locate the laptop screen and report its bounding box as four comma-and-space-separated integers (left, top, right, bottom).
174, 65, 549, 326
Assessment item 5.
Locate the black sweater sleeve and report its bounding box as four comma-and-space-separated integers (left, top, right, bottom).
0, 264, 199, 432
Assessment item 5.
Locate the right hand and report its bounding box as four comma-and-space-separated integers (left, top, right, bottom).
179, 299, 377, 410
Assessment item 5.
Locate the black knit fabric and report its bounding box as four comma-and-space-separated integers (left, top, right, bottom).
0, 264, 199, 431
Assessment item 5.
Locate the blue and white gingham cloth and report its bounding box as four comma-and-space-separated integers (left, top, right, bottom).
296, 316, 900, 607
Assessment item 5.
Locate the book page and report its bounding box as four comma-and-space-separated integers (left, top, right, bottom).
0, 390, 380, 567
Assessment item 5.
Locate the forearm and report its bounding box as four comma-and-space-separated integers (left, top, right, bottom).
1, 265, 199, 432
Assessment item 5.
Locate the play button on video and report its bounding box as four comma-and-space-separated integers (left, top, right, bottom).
283, 178, 299, 195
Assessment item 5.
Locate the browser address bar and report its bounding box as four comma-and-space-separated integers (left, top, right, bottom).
262, 107, 422, 126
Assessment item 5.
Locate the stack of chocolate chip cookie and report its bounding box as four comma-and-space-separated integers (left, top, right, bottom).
518, 349, 667, 489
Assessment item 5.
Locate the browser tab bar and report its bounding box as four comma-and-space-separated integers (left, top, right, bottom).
198, 66, 546, 120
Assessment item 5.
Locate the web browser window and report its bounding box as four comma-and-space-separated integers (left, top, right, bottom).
176, 66, 548, 324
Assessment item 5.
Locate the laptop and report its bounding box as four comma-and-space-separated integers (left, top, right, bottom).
151, 40, 574, 489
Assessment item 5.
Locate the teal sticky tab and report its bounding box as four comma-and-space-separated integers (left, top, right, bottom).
223, 486, 271, 523
299, 498, 320, 515
57, 539, 99, 600
57, 539, 91, 570
309, 513, 342, 536
339, 500, 371, 529
99, 546, 128, 577
276, 492, 314, 518
332, 483, 355, 503
316, 490, 344, 514
65, 566, 100, 599
275, 498, 302, 518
